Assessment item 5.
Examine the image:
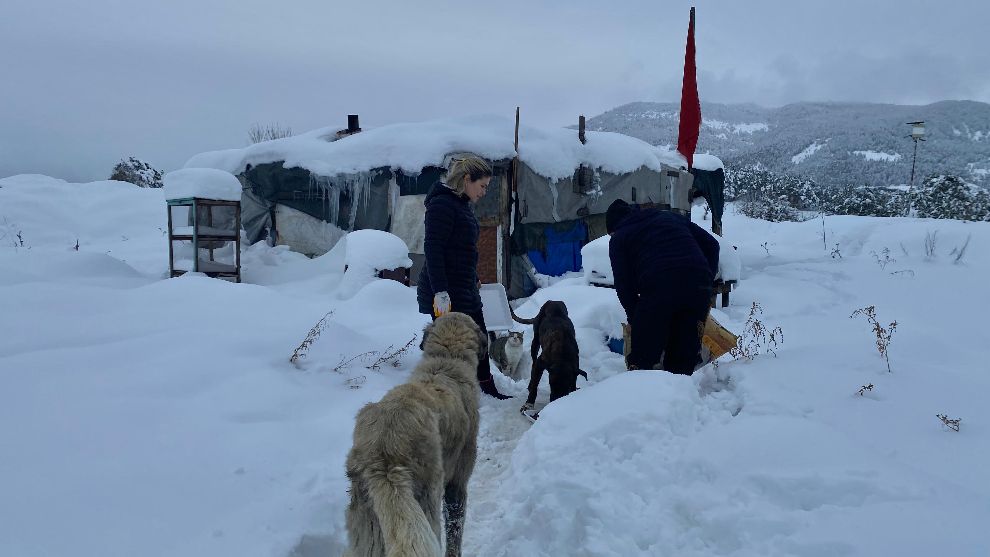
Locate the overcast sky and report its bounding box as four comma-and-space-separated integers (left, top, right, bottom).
2, 0, 988, 182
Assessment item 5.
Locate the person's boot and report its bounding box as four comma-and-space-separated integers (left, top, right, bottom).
479, 377, 512, 400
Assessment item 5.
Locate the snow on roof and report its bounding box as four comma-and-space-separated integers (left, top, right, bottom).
164, 168, 242, 201
185, 114, 684, 181
517, 124, 670, 179
692, 153, 724, 171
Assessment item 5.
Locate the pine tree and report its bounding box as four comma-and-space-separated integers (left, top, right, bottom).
911, 174, 990, 221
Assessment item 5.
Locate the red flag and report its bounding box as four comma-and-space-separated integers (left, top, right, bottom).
677, 7, 701, 170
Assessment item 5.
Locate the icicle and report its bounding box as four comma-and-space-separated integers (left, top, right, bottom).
548, 179, 561, 222
308, 170, 383, 230
387, 173, 400, 224
338, 170, 377, 230
309, 174, 341, 225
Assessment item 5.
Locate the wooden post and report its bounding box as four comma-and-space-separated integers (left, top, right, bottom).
167, 203, 174, 277
235, 201, 242, 283
513, 106, 520, 193
504, 106, 521, 293
207, 204, 215, 262
192, 199, 199, 273
514, 107, 520, 154
579, 115, 586, 144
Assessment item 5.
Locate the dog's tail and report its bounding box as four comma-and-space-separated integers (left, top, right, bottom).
509, 306, 536, 325
366, 465, 441, 557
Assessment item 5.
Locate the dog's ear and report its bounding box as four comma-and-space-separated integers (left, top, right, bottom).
419, 323, 432, 351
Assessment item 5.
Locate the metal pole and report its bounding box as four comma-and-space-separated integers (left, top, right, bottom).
907, 139, 919, 216
909, 139, 919, 190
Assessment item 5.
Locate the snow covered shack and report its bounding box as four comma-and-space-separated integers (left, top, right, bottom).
185, 114, 725, 298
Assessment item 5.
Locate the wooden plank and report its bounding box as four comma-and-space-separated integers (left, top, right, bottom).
702, 315, 738, 359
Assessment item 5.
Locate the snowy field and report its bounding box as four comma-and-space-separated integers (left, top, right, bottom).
1, 174, 989, 556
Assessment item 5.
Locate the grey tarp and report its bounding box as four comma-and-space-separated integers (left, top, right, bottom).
515, 161, 694, 224
240, 161, 391, 234
240, 188, 274, 244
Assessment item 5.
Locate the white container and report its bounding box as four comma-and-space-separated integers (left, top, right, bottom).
480, 283, 514, 332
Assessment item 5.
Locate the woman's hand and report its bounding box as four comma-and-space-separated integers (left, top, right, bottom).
433, 291, 452, 317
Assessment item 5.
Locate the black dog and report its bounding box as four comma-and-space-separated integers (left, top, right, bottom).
512, 300, 587, 409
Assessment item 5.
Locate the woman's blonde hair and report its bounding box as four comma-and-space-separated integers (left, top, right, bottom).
446, 154, 492, 195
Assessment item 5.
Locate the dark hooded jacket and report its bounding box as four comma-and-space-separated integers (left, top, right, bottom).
417, 183, 482, 315
608, 207, 719, 315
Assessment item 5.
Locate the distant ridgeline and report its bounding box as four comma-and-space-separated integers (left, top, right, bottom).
586, 100, 990, 191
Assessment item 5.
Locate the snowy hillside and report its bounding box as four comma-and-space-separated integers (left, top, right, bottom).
587, 100, 990, 189
1, 174, 989, 556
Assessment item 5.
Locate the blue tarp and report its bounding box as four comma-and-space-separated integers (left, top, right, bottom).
527, 221, 587, 276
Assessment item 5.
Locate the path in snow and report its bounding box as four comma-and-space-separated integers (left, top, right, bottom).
462, 379, 533, 555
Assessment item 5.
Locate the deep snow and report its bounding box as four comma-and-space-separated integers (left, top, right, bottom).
1, 173, 988, 556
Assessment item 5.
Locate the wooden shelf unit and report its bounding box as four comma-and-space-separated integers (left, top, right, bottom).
166, 197, 241, 282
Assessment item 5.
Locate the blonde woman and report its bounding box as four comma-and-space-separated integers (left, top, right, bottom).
417, 155, 511, 399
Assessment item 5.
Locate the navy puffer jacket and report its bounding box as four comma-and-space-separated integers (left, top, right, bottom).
417, 183, 482, 315
608, 207, 719, 314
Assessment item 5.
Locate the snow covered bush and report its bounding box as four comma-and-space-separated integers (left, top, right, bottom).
737, 196, 801, 222
825, 185, 907, 217
727, 165, 816, 222
109, 157, 164, 188
910, 174, 990, 221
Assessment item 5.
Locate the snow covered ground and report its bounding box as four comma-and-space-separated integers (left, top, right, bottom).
1, 174, 988, 556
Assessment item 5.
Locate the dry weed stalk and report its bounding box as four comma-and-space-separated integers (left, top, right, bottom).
936, 413, 961, 432
367, 335, 418, 370
871, 248, 895, 270
345, 376, 367, 389
850, 305, 896, 373
950, 234, 971, 264
857, 383, 874, 396
333, 336, 419, 373
333, 350, 379, 373
924, 230, 938, 259
730, 302, 784, 360
289, 310, 336, 367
